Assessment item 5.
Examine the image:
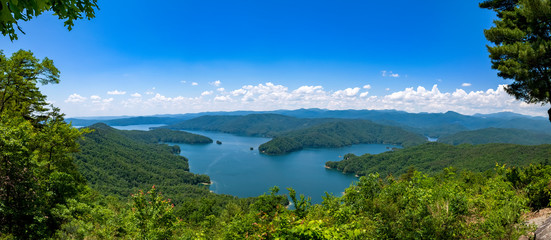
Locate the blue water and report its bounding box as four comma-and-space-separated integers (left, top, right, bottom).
172, 130, 399, 204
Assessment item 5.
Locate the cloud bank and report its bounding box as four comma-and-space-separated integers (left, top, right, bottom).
62, 83, 549, 117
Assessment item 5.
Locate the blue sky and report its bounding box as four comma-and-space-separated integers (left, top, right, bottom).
2, 0, 548, 117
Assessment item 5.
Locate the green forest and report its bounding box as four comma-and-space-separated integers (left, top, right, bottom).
4, 0, 551, 239
2, 49, 551, 239
163, 114, 332, 137
74, 123, 212, 200
118, 126, 213, 145
437, 127, 551, 145
325, 142, 551, 177
258, 119, 427, 155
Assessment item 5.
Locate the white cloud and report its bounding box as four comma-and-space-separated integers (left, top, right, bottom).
382, 70, 399, 78
181, 80, 187, 84
210, 80, 221, 87
462, 83, 472, 87
386, 88, 390, 91
192, 82, 198, 86
65, 94, 86, 103
333, 87, 360, 98
363, 85, 371, 89
217, 88, 225, 92
214, 95, 231, 101
61, 82, 550, 118
131, 93, 142, 97
107, 90, 126, 95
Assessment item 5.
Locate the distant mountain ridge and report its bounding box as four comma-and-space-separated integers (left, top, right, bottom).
67, 109, 551, 136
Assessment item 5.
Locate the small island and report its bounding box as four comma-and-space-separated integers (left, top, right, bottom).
216, 140, 222, 145
250, 147, 254, 150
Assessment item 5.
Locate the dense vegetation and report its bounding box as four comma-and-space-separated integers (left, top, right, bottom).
119, 127, 213, 144
74, 123, 212, 202
326, 142, 551, 177
1, 50, 90, 238
259, 119, 427, 155
42, 165, 551, 239
163, 114, 332, 137
438, 127, 551, 145
3, 52, 550, 238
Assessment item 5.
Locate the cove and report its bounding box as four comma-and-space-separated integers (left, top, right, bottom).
172, 130, 399, 204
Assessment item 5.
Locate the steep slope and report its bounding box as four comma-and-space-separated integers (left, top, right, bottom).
74, 123, 211, 202
258, 119, 427, 155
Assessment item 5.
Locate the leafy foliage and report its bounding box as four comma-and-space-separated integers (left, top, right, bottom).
50, 166, 544, 239
0, 50, 87, 238
259, 119, 427, 155
0, 0, 99, 40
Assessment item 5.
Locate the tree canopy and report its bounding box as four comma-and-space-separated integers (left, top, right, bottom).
481, 0, 551, 121
0, 0, 98, 40
0, 50, 88, 238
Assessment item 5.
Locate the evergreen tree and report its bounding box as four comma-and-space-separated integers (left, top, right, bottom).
481, 0, 551, 121
0, 50, 87, 238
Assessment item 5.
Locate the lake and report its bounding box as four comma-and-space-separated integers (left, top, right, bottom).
172, 130, 399, 204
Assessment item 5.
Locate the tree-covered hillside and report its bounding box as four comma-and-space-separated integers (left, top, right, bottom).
326, 142, 551, 177
162, 114, 332, 137
259, 119, 427, 155
438, 127, 551, 145
120, 127, 213, 144
74, 123, 211, 202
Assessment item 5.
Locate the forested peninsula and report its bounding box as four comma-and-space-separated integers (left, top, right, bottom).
326, 142, 551, 177
258, 119, 427, 155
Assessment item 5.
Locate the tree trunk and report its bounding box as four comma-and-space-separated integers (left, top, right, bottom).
548, 107, 551, 123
